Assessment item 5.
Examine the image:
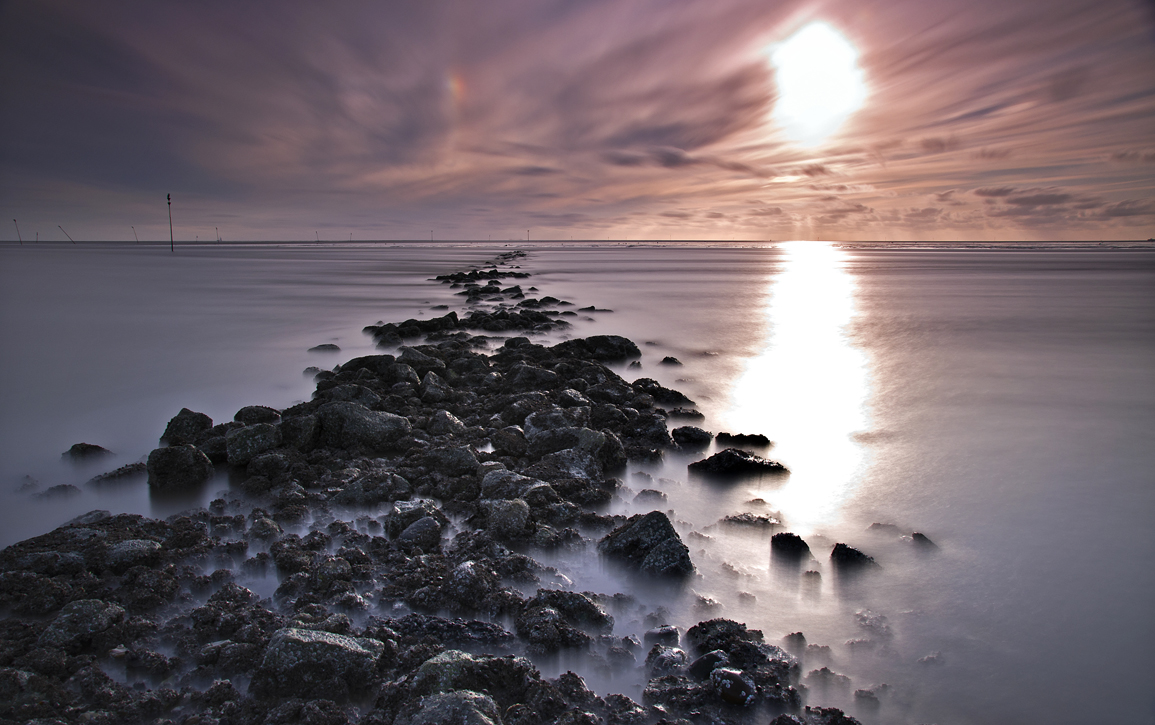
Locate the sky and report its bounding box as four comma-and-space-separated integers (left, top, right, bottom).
1, 0, 1154, 242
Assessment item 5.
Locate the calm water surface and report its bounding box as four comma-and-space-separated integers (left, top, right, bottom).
0, 242, 1152, 725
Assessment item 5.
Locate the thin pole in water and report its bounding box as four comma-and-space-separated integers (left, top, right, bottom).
167, 194, 173, 252
58, 226, 75, 243
131, 226, 139, 243
216, 227, 220, 243
13, 219, 21, 244
316, 231, 320, 242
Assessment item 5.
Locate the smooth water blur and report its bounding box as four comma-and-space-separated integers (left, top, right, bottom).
0, 241, 1152, 724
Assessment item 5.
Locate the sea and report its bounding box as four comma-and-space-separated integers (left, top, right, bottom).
1, 241, 1152, 725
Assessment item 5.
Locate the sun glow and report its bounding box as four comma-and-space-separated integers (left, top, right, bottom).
770, 22, 867, 145
727, 242, 870, 532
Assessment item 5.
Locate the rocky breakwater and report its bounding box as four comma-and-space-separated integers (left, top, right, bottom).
0, 252, 863, 725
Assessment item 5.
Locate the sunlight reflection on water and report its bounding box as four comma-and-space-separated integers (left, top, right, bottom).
727, 242, 871, 535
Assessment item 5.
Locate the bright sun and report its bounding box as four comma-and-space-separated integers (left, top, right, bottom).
770, 22, 867, 145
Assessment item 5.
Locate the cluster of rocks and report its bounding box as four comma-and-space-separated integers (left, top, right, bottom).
0, 251, 868, 725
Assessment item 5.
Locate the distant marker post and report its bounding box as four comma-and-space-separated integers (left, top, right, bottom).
58, 226, 75, 243
13, 219, 21, 244
132, 225, 139, 243
167, 194, 173, 252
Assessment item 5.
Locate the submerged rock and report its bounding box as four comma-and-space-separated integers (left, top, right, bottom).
715, 432, 771, 447
598, 511, 693, 578
830, 543, 880, 571
160, 407, 213, 444
62, 442, 112, 460
671, 426, 712, 450
688, 448, 788, 476
771, 532, 811, 562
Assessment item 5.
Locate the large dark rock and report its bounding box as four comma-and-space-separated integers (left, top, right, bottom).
598, 511, 693, 578
62, 443, 112, 460
671, 426, 712, 450
552, 335, 641, 362
250, 627, 386, 700
395, 690, 502, 725
146, 444, 214, 489
316, 402, 412, 453
688, 448, 788, 476
771, 533, 811, 562
37, 599, 125, 652
225, 423, 282, 465
160, 407, 213, 445
234, 405, 282, 425
830, 543, 879, 572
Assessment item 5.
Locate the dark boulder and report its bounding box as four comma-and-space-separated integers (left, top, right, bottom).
225, 423, 282, 465
552, 335, 641, 362
671, 426, 712, 450
830, 543, 879, 571
715, 432, 771, 447
688, 448, 788, 476
771, 533, 811, 562
37, 599, 125, 652
598, 511, 693, 578
249, 627, 386, 700
62, 443, 112, 460
235, 405, 282, 425
160, 407, 213, 445
146, 444, 214, 489
316, 402, 412, 453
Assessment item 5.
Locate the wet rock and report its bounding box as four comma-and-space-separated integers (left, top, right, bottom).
395, 690, 502, 725
772, 532, 811, 562
598, 510, 693, 578
688, 448, 788, 476
62, 443, 112, 460
711, 666, 756, 705
671, 426, 712, 450
685, 619, 763, 656
646, 645, 689, 676
481, 498, 531, 539
385, 499, 448, 538
105, 539, 162, 573
420, 371, 453, 403
85, 462, 147, 487
687, 649, 730, 680
399, 517, 443, 551
659, 356, 682, 366
428, 409, 466, 436
146, 444, 214, 489
38, 599, 125, 652
424, 445, 480, 476
830, 543, 879, 572
308, 343, 341, 352
644, 624, 681, 646
161, 407, 213, 445
316, 401, 412, 453
910, 532, 937, 548
491, 425, 529, 456
715, 432, 771, 447
35, 484, 81, 499
632, 377, 693, 406
331, 471, 411, 507
516, 590, 613, 653
225, 422, 282, 465
480, 469, 538, 499
633, 488, 667, 505
250, 627, 386, 700
552, 335, 640, 362
235, 405, 282, 425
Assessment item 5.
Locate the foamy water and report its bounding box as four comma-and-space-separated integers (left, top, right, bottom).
1, 241, 1152, 724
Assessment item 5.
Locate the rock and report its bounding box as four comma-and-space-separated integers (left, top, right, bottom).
685, 619, 763, 656
85, 462, 147, 487
516, 590, 614, 653
633, 488, 667, 505
161, 407, 213, 445
38, 599, 125, 652
659, 356, 682, 365
910, 532, 937, 548
106, 539, 162, 573
225, 423, 282, 465
331, 471, 410, 507
711, 666, 756, 705
715, 432, 771, 447
398, 516, 442, 551
62, 443, 112, 460
235, 405, 282, 425
35, 484, 81, 499
398, 346, 446, 377
481, 498, 531, 539
146, 444, 214, 489
64, 509, 111, 525
644, 625, 681, 646
552, 335, 641, 362
316, 401, 412, 453
598, 511, 694, 578
632, 377, 693, 406
771, 533, 811, 562
385, 499, 447, 537
645, 644, 690, 676
420, 371, 453, 403
491, 425, 529, 456
428, 409, 466, 436
480, 469, 539, 499
250, 627, 386, 700
395, 690, 502, 725
671, 426, 712, 450
830, 543, 879, 571
308, 343, 341, 352
424, 445, 480, 476
688, 448, 788, 476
